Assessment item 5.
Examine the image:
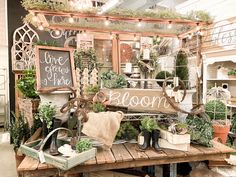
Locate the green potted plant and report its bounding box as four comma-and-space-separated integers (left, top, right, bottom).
92, 102, 105, 113
228, 69, 236, 78
101, 71, 127, 89
175, 50, 189, 89
35, 103, 62, 155
17, 69, 40, 128
155, 70, 173, 87
204, 100, 230, 144
139, 116, 160, 151
84, 85, 100, 99
76, 139, 92, 153
116, 122, 139, 141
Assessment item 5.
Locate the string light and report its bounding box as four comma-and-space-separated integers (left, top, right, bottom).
187, 33, 192, 39
32, 13, 38, 22
68, 15, 74, 23
133, 34, 137, 41
196, 22, 200, 31
137, 19, 142, 27
69, 0, 75, 6
104, 17, 110, 26
55, 29, 60, 36
167, 21, 172, 29
83, 30, 87, 36
38, 23, 44, 31
109, 32, 113, 39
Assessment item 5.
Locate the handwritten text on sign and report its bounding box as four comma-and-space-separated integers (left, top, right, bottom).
36, 46, 76, 91
102, 89, 176, 114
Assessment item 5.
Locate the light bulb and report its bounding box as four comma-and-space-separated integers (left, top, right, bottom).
83, 30, 87, 36
32, 15, 38, 22
109, 33, 113, 39
38, 24, 44, 31
105, 17, 110, 26
188, 33, 192, 39
137, 19, 142, 27
133, 34, 137, 41
68, 16, 74, 23
168, 21, 172, 29
196, 23, 200, 31
55, 29, 60, 36
69, 0, 74, 6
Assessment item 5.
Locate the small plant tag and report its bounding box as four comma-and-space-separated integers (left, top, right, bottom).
38, 150, 46, 163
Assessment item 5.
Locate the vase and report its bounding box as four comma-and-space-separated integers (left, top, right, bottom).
38, 91, 71, 123
213, 124, 230, 144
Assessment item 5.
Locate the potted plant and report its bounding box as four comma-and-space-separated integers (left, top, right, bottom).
204, 100, 230, 144
175, 50, 189, 89
101, 71, 127, 89
116, 122, 139, 141
76, 139, 92, 153
155, 70, 173, 87
17, 69, 40, 128
84, 85, 99, 99
228, 69, 236, 78
9, 113, 30, 167
92, 102, 106, 113
35, 103, 62, 155
139, 116, 160, 151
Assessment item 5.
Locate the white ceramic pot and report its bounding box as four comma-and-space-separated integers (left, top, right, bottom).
38, 91, 71, 123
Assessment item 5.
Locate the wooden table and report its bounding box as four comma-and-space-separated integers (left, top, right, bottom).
18, 141, 235, 177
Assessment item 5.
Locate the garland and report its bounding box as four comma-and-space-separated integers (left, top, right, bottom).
21, 0, 213, 23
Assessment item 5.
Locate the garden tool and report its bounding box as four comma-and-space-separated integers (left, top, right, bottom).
49, 118, 62, 156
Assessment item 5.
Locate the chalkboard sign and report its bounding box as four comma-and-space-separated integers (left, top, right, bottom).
35, 46, 76, 91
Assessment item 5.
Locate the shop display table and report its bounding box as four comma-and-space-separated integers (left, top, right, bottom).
18, 141, 235, 177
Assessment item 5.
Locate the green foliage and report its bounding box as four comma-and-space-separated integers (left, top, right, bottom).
101, 71, 127, 89
116, 122, 139, 141
228, 69, 236, 76
137, 50, 159, 72
186, 10, 213, 23
85, 85, 99, 94
140, 116, 158, 132
76, 139, 92, 153
74, 48, 100, 71
175, 50, 189, 88
92, 102, 105, 113
204, 100, 227, 120
9, 112, 30, 151
231, 113, 236, 134
35, 103, 56, 129
35, 40, 58, 47
17, 69, 39, 99
186, 115, 213, 147
155, 71, 173, 87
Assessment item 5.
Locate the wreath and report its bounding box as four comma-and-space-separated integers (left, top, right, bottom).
74, 48, 100, 71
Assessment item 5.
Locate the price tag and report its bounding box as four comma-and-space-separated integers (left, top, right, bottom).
38, 150, 46, 163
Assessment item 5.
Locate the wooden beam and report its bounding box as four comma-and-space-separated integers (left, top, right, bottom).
29, 10, 209, 26
49, 25, 178, 38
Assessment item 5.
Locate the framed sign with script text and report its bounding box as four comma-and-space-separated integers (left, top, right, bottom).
35, 46, 76, 91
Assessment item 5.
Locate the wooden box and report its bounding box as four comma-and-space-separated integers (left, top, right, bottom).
18, 98, 40, 128
20, 139, 96, 170
159, 138, 189, 151
159, 128, 190, 145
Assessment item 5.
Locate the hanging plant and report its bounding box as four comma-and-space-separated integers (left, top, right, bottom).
137, 50, 159, 72
74, 48, 100, 71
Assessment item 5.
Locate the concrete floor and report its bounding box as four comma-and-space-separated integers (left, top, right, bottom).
0, 129, 18, 177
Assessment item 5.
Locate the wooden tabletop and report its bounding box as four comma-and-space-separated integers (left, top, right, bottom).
18, 141, 235, 177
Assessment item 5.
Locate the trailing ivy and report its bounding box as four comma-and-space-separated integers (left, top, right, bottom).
186, 114, 213, 147
34, 40, 58, 47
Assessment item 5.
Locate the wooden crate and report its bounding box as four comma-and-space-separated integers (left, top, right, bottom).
159, 138, 189, 151
20, 139, 96, 170
18, 98, 40, 128
159, 128, 190, 145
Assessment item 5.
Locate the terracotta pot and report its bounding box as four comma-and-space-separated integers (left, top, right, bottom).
228, 75, 236, 79
213, 124, 230, 144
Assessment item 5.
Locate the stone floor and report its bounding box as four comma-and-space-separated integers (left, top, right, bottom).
0, 128, 18, 177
